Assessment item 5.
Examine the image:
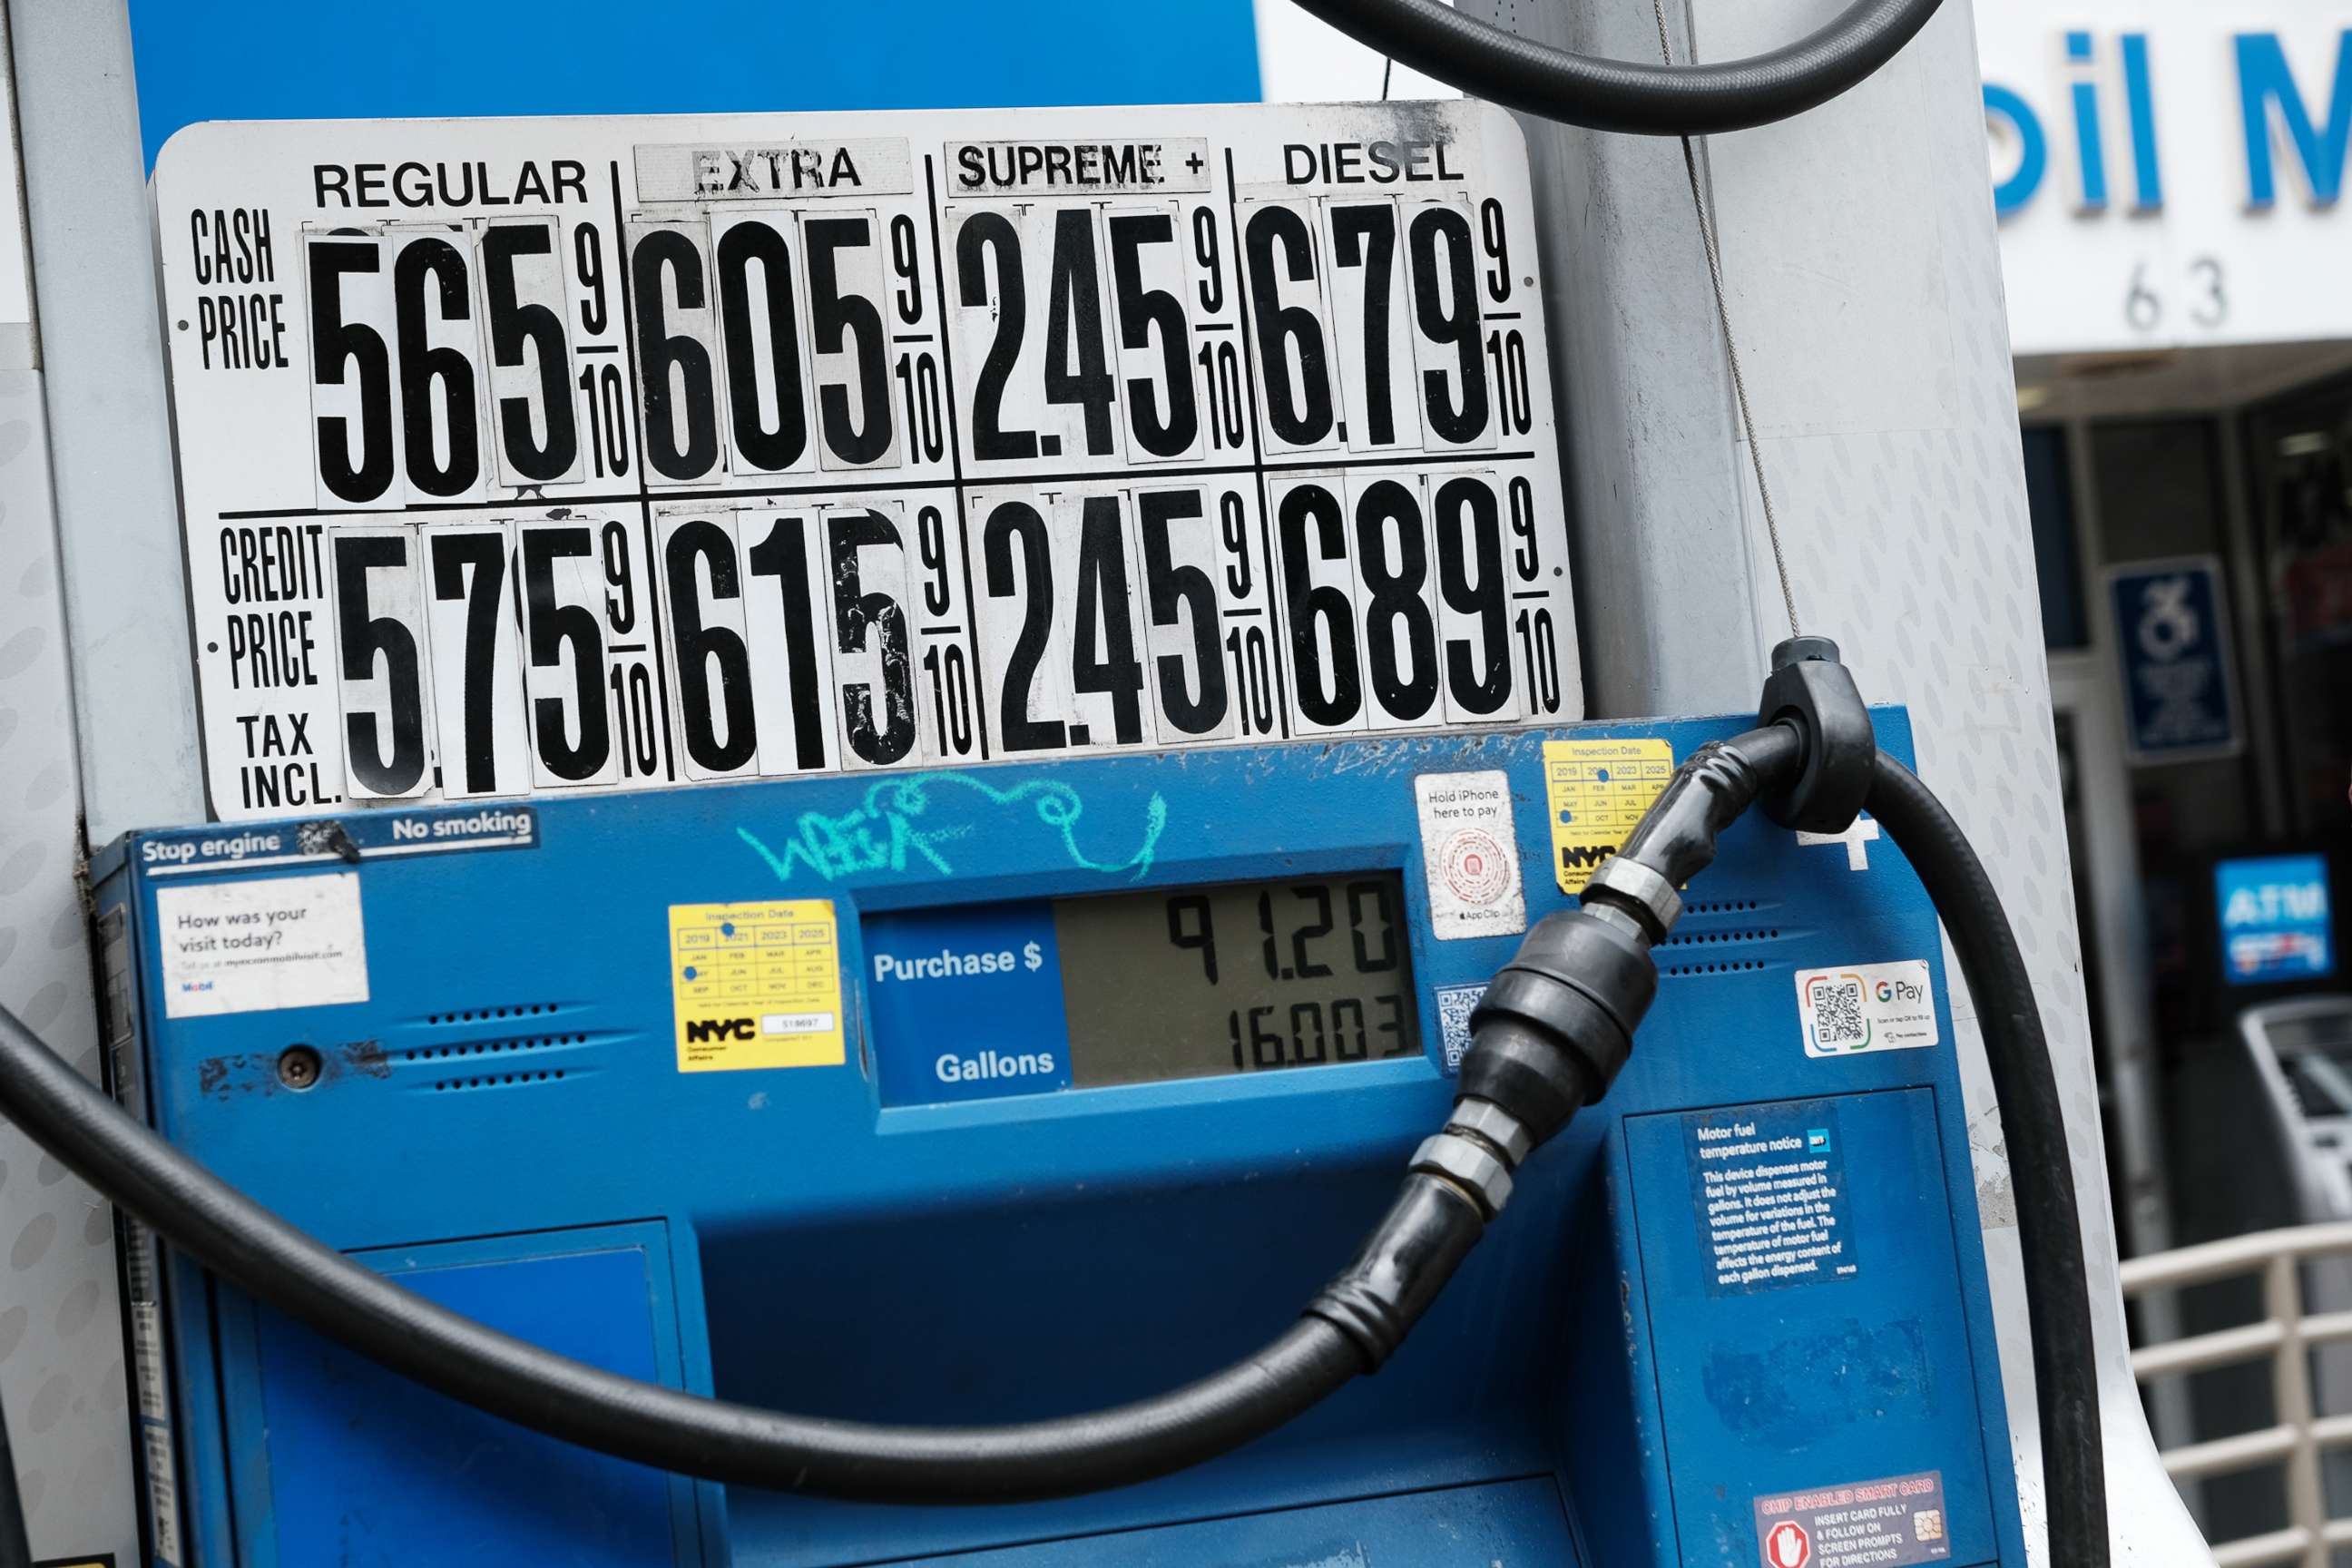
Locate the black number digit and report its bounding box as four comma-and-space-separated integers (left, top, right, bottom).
1277, 482, 1360, 726
309, 240, 396, 503
1191, 205, 1224, 315
1044, 210, 1118, 456
1289, 884, 1335, 978
1515, 606, 1563, 714
1331, 996, 1368, 1060
714, 218, 810, 472
1136, 489, 1229, 736
1250, 1004, 1284, 1069
921, 643, 975, 755
664, 520, 756, 771
805, 217, 893, 465
392, 237, 483, 497
428, 531, 509, 793
333, 533, 426, 795
1355, 479, 1438, 722
742, 513, 830, 772
1166, 894, 1218, 984
1224, 623, 1274, 736
579, 362, 632, 478
632, 229, 719, 481
1258, 890, 1280, 979
1244, 206, 1334, 446
1487, 328, 1532, 436
1197, 339, 1246, 451
828, 510, 917, 764
1348, 879, 1400, 973
1375, 993, 1412, 1057
1219, 489, 1253, 599
1433, 475, 1511, 715
889, 212, 924, 325
599, 519, 637, 635
1409, 206, 1490, 444
1291, 1001, 1328, 1063
1479, 197, 1513, 304
895, 352, 946, 464
916, 504, 953, 617
1108, 211, 1198, 458
1507, 474, 1539, 578
956, 213, 1035, 461
1329, 204, 1399, 446
573, 222, 608, 335
521, 526, 612, 781
611, 663, 660, 778
1071, 495, 1146, 745
982, 499, 1064, 751
479, 224, 579, 482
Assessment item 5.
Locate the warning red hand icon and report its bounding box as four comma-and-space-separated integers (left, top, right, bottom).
1764, 1520, 1812, 1568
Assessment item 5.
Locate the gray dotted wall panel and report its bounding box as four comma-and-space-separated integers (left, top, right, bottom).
0, 366, 139, 1563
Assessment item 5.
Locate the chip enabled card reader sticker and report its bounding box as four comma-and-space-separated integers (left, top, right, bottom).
669, 901, 844, 1072
1542, 738, 1674, 893
1756, 1470, 1951, 1568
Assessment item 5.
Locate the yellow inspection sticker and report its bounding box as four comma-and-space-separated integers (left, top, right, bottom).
1542, 739, 1676, 893
668, 900, 845, 1073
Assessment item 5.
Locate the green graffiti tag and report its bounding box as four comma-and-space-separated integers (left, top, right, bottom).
737, 773, 1168, 885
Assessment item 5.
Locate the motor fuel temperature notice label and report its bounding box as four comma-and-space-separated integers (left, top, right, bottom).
155, 102, 1580, 821
1755, 1470, 1950, 1568
1686, 1101, 1857, 1296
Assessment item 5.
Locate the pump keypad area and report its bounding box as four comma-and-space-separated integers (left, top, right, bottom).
866, 872, 1420, 1102
97, 712, 2025, 1567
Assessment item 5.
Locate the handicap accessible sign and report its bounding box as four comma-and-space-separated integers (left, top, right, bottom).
864, 902, 1073, 1104
2107, 556, 2239, 762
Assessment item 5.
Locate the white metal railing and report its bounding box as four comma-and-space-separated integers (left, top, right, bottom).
2120, 1222, 2352, 1568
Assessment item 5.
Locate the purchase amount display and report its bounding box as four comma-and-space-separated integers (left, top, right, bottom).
156, 103, 1578, 819
1057, 872, 1420, 1088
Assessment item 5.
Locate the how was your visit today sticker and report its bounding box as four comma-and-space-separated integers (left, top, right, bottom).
1794, 959, 1938, 1058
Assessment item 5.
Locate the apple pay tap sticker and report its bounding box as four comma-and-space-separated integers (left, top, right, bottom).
1414, 770, 1526, 940
1794, 959, 1938, 1057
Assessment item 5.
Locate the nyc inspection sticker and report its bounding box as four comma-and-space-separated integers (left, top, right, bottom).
668, 900, 844, 1072
1794, 959, 1938, 1057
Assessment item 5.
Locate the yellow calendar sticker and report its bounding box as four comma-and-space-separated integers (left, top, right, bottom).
1542, 739, 1676, 894
668, 900, 845, 1073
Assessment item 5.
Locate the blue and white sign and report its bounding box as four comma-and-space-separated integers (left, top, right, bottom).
2107, 555, 2240, 762
864, 903, 1072, 1104
2217, 853, 2336, 986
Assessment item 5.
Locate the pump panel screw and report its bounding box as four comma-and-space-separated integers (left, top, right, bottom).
277, 1044, 322, 1091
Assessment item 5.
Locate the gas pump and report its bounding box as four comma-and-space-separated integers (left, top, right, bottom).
0, 5, 2156, 1565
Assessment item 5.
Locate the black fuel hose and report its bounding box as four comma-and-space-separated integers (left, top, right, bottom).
1867, 752, 2109, 1564
0, 982, 1519, 1500
1286, 0, 1945, 135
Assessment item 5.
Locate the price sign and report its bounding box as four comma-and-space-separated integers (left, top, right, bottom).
155, 103, 1580, 819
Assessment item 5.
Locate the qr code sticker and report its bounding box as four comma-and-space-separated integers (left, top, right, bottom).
1809, 976, 1867, 1049
1436, 984, 1485, 1073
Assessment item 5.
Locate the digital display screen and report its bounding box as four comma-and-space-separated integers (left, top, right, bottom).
861, 874, 1421, 1105
1056, 874, 1420, 1088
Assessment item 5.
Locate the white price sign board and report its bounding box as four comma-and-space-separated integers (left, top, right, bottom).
155, 103, 1580, 819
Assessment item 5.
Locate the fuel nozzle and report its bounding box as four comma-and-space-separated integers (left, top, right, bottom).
1456, 892, 1659, 1150
1455, 710, 1821, 1156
